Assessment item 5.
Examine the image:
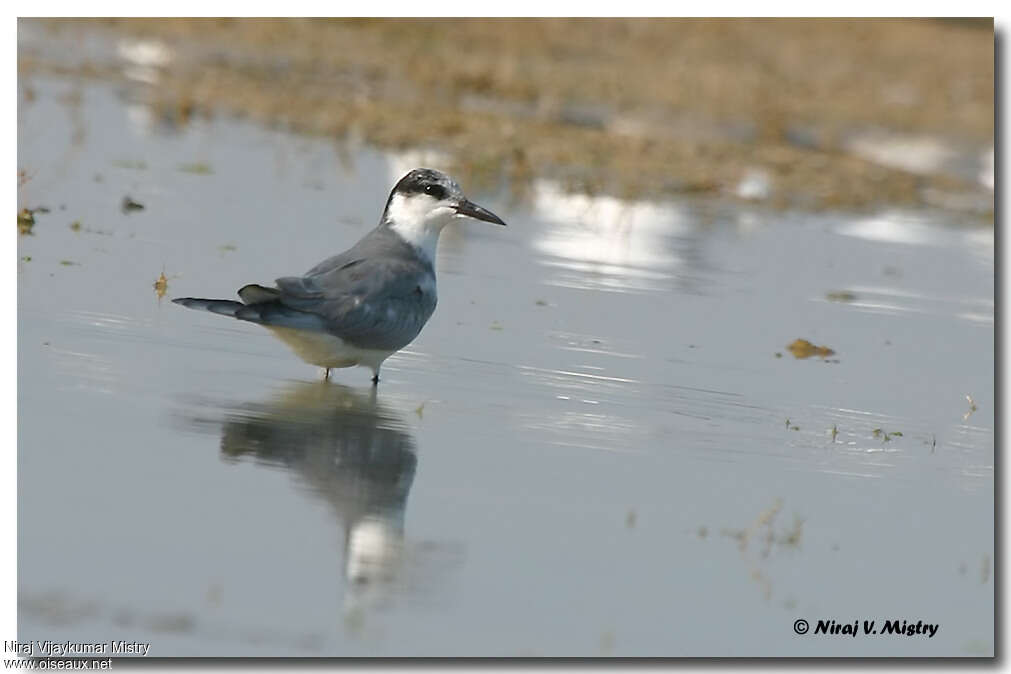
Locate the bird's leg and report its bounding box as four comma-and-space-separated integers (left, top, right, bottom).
371, 365, 380, 386
324, 368, 331, 381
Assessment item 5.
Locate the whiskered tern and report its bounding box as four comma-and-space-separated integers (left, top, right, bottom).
174, 168, 506, 384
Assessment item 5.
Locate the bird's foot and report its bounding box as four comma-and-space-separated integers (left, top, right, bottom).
324, 368, 331, 381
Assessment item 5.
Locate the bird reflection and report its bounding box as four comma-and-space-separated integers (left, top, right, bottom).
216, 381, 423, 613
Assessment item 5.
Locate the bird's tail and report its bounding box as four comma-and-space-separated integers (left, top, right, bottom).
173, 291, 328, 332
173, 284, 281, 319
172, 297, 247, 318
173, 296, 276, 324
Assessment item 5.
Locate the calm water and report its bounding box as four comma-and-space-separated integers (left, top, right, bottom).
17, 74, 993, 656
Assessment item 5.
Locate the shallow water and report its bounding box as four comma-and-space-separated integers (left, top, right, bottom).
17, 75, 993, 656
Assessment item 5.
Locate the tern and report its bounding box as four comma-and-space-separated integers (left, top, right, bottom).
174, 168, 506, 384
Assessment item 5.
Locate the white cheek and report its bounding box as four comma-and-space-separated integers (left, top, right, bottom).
386, 194, 451, 263
387, 193, 435, 225
426, 205, 456, 225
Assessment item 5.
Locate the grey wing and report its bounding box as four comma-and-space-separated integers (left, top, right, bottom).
273, 256, 437, 351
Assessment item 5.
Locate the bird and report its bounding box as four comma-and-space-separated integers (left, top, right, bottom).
173, 168, 506, 384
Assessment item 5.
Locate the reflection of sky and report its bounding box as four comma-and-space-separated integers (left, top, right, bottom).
530, 179, 687, 292
836, 286, 993, 326
845, 131, 957, 175
117, 38, 172, 85
844, 129, 993, 193
832, 210, 993, 324
118, 37, 173, 134
964, 226, 995, 265
837, 209, 992, 256
979, 146, 994, 190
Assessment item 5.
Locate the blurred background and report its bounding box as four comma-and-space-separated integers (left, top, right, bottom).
19, 18, 994, 211
17, 18, 993, 657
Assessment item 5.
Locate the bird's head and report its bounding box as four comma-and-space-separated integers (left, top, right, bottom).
382, 168, 506, 247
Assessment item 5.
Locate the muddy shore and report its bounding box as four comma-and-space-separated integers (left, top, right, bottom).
19, 18, 993, 213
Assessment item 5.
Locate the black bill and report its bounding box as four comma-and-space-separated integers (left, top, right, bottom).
454, 199, 507, 226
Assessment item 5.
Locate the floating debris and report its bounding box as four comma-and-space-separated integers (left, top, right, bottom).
178, 162, 214, 175
153, 271, 168, 299
722, 498, 783, 556
146, 612, 195, 634
18, 208, 35, 234
414, 401, 427, 419
786, 338, 835, 359
981, 555, 991, 584
825, 290, 858, 302
69, 220, 82, 231
829, 424, 838, 442
111, 159, 147, 170
535, 299, 548, 306
779, 515, 804, 548
774, 352, 783, 358
963, 395, 978, 420
20, 256, 31, 262
697, 526, 708, 539
490, 321, 504, 331
121, 196, 145, 213
18, 206, 49, 235
716, 498, 805, 602
218, 244, 237, 253
871, 428, 903, 442
59, 260, 78, 266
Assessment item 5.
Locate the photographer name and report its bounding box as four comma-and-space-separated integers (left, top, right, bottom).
5, 640, 150, 657
814, 619, 938, 638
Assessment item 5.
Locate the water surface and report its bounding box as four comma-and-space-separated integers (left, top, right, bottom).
17, 75, 993, 656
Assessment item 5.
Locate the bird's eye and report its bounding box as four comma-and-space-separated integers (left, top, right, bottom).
424, 184, 446, 199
